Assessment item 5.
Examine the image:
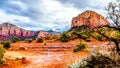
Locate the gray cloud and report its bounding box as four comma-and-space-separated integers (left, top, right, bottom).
58, 0, 101, 9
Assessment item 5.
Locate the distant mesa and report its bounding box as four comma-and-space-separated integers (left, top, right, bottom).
0, 22, 58, 41
0, 22, 36, 40
71, 10, 110, 29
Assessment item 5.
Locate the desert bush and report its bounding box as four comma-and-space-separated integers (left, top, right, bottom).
0, 46, 5, 64
71, 32, 78, 40
95, 35, 103, 41
12, 36, 20, 43
74, 42, 87, 52
51, 35, 60, 41
25, 38, 33, 43
60, 31, 71, 42
75, 31, 91, 41
80, 32, 89, 39
36, 38, 43, 43
3, 42, 10, 49
100, 27, 106, 34
69, 53, 120, 68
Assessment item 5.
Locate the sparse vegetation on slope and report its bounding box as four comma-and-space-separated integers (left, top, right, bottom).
70, 25, 92, 41
97, 27, 120, 54
69, 25, 107, 42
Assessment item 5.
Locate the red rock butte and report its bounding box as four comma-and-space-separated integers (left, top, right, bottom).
71, 10, 110, 29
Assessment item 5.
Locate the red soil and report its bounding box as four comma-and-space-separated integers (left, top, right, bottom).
2, 39, 113, 68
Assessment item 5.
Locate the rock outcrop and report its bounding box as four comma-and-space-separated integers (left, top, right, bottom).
71, 10, 110, 29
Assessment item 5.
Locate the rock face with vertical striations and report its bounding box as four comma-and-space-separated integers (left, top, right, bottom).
71, 10, 110, 29
0, 22, 58, 41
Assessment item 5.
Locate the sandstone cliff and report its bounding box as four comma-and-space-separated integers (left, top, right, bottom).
71, 10, 109, 29
0, 23, 36, 40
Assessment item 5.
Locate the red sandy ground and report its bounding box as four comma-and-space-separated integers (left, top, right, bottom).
1, 39, 113, 68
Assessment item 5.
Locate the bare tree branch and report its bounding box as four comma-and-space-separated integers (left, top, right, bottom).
105, 0, 120, 26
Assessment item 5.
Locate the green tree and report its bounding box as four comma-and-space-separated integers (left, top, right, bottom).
60, 32, 71, 42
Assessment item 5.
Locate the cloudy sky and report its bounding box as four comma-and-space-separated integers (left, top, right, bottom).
0, 0, 114, 32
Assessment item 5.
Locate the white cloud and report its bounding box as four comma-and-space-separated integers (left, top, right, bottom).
0, 10, 31, 22
36, 0, 81, 31
0, 10, 33, 27
90, 0, 114, 6
0, 0, 116, 32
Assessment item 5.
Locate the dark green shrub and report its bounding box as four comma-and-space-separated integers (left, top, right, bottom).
0, 46, 5, 64
74, 42, 87, 52
60, 32, 71, 42
12, 36, 20, 43
80, 33, 89, 39
95, 35, 103, 41
3, 42, 10, 49
75, 32, 90, 41
74, 47, 80, 52
36, 38, 43, 43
